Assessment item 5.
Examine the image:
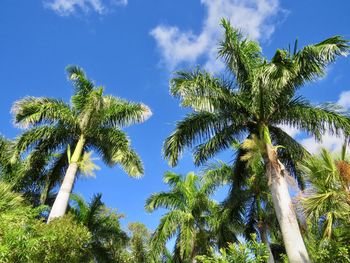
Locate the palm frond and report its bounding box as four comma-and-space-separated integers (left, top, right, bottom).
12, 97, 75, 128
219, 18, 263, 91
163, 112, 233, 166
101, 95, 152, 128
145, 192, 184, 212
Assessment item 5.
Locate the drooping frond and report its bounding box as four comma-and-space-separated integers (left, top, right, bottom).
163, 112, 233, 166
85, 127, 130, 166
12, 97, 76, 128
275, 100, 350, 141
201, 161, 233, 195
150, 210, 187, 253
14, 124, 75, 155
101, 95, 152, 128
112, 147, 144, 177
194, 123, 246, 166
145, 191, 184, 212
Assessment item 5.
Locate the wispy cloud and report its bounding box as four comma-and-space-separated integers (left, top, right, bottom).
151, 0, 284, 71
44, 0, 127, 16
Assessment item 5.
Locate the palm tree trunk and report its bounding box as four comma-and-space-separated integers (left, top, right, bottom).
259, 125, 309, 263
258, 225, 274, 263
265, 144, 310, 263
40, 176, 51, 205
47, 135, 85, 223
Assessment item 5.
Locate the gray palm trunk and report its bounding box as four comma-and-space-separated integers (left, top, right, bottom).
258, 226, 275, 263
265, 144, 310, 263
47, 136, 85, 223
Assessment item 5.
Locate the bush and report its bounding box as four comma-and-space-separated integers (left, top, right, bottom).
0, 182, 91, 263
196, 234, 269, 263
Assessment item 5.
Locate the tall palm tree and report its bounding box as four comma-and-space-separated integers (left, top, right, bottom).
145, 172, 219, 262
70, 193, 129, 262
163, 19, 350, 262
12, 65, 151, 222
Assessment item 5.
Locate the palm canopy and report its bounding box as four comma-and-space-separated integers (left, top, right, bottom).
299, 148, 350, 240
70, 193, 129, 262
163, 19, 350, 179
12, 65, 151, 177
145, 172, 219, 262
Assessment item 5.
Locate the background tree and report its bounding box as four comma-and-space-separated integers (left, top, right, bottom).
0, 182, 91, 263
128, 222, 152, 263
163, 18, 350, 262
203, 155, 283, 263
145, 172, 219, 262
12, 65, 151, 221
70, 193, 129, 262
298, 148, 350, 262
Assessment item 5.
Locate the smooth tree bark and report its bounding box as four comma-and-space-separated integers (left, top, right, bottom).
258, 225, 275, 263
47, 136, 85, 222
262, 126, 310, 263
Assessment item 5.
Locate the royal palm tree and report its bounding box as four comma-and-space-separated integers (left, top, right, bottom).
163, 19, 350, 262
12, 65, 151, 222
70, 193, 129, 262
145, 172, 219, 262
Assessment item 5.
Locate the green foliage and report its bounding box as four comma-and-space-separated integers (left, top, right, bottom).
0, 182, 91, 263
307, 237, 350, 263
128, 222, 152, 263
299, 148, 350, 239
298, 148, 350, 262
146, 172, 220, 262
196, 234, 269, 263
70, 193, 129, 262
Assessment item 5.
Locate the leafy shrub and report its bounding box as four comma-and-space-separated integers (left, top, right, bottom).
196, 234, 269, 263
0, 182, 91, 263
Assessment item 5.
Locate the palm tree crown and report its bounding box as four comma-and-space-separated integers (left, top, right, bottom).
145, 172, 219, 262
13, 65, 151, 176
12, 65, 151, 220
164, 19, 350, 171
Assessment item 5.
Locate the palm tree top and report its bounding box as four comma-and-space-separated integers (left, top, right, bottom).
12, 65, 151, 177
164, 19, 350, 169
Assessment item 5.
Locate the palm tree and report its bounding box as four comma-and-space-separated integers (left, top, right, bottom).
70, 193, 129, 262
12, 65, 151, 222
299, 148, 350, 240
163, 19, 350, 262
145, 172, 219, 262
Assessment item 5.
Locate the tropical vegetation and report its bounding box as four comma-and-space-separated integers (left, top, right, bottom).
1, 18, 350, 263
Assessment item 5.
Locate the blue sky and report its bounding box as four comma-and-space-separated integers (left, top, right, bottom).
1, 0, 350, 232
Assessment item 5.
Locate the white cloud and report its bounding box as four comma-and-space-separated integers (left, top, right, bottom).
44, 0, 127, 16
278, 124, 301, 138
300, 132, 345, 154
151, 0, 283, 70
337, 90, 350, 109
